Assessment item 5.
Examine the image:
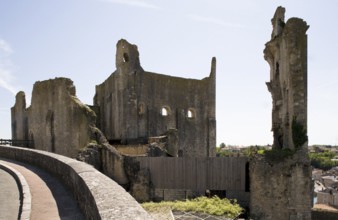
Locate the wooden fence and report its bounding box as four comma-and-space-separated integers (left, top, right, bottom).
136, 157, 248, 191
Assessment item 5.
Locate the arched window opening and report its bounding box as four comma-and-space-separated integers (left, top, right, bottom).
187, 109, 195, 119
161, 107, 170, 116
123, 53, 129, 62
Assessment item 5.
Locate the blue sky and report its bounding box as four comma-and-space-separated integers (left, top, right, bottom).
1, 0, 337, 146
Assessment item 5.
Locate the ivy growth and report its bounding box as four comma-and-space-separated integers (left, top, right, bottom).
263, 148, 295, 163
292, 117, 308, 149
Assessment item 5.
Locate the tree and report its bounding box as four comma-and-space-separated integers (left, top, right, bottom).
220, 143, 226, 149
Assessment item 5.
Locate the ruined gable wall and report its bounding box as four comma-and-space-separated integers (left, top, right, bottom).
28, 78, 96, 157
94, 40, 142, 142
94, 39, 216, 157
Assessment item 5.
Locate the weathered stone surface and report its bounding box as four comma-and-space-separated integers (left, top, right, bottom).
11, 91, 28, 145
250, 7, 312, 220
0, 145, 152, 220
0, 146, 151, 220
76, 143, 102, 170
250, 149, 312, 220
11, 78, 129, 186
164, 128, 179, 157
12, 78, 96, 157
124, 156, 152, 202
94, 39, 216, 157
128, 168, 152, 203
265, 6, 309, 150
101, 143, 129, 185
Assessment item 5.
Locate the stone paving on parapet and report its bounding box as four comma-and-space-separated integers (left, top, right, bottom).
0, 168, 20, 220
0, 159, 84, 220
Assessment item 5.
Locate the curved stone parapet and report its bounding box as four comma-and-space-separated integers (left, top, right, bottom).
0, 145, 152, 220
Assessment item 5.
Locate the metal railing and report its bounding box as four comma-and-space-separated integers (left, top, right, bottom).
0, 139, 33, 148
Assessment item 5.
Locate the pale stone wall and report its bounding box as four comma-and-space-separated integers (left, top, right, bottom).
250, 7, 312, 220
12, 78, 129, 186
0, 145, 152, 219
250, 150, 313, 220
26, 78, 95, 157
265, 6, 309, 150
11, 92, 28, 143
317, 191, 338, 207
94, 39, 216, 157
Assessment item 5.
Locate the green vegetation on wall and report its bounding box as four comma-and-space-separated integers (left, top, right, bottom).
261, 148, 295, 163
292, 117, 308, 149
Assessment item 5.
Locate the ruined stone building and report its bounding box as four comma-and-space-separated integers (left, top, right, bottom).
11, 39, 216, 159
11, 38, 217, 194
11, 79, 97, 157
11, 7, 316, 217
265, 6, 308, 150
94, 39, 216, 157
250, 7, 312, 220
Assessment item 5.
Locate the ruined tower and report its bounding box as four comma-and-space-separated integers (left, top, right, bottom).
94, 39, 216, 157
265, 6, 309, 150
250, 7, 312, 220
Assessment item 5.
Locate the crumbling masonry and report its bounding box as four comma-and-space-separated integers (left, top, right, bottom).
250, 7, 312, 220
94, 39, 216, 158
10, 6, 314, 217
11, 39, 216, 201
265, 6, 308, 150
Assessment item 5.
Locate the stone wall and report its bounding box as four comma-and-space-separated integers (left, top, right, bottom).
250, 149, 313, 219
12, 78, 96, 157
11, 77, 129, 186
250, 7, 312, 220
265, 6, 309, 150
11, 92, 28, 144
94, 39, 216, 157
0, 145, 151, 219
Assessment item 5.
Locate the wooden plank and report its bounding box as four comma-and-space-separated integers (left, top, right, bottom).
235, 157, 240, 190
229, 157, 234, 190
211, 158, 220, 190
206, 157, 212, 189
179, 158, 185, 189
185, 158, 196, 189
136, 157, 247, 191
225, 157, 231, 190
196, 158, 207, 190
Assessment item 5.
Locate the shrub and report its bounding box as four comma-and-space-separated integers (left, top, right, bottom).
142, 196, 243, 218
309, 151, 338, 170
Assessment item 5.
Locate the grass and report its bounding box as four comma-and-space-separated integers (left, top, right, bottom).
142, 196, 243, 218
